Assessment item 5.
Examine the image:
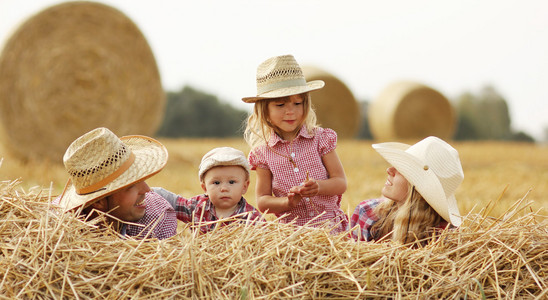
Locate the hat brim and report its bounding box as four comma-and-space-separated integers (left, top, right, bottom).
242, 80, 325, 103
372, 142, 462, 226
57, 135, 168, 213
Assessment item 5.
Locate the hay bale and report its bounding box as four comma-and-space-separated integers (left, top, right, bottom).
369, 81, 456, 141
0, 1, 165, 163
302, 66, 360, 139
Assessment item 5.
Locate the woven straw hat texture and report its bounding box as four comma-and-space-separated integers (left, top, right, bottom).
0, 1, 165, 163
242, 54, 324, 103
302, 65, 360, 139
58, 127, 168, 212
368, 81, 456, 141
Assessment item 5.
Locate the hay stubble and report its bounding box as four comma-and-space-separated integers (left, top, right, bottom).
0, 179, 546, 298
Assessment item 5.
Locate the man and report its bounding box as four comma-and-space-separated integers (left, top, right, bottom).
56, 127, 177, 240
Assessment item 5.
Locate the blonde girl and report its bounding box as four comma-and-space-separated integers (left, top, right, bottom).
243, 54, 348, 234
350, 136, 465, 245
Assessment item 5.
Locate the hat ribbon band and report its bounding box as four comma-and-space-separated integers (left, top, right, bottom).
257, 78, 306, 95
76, 152, 136, 195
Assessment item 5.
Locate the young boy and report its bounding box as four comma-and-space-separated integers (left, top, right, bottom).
55, 127, 177, 240
154, 147, 262, 234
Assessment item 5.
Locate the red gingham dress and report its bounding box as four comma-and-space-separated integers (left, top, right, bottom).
249, 126, 349, 234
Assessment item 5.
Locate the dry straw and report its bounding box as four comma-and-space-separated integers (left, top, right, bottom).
302, 66, 361, 139
0, 1, 165, 163
369, 81, 456, 141
1, 178, 546, 299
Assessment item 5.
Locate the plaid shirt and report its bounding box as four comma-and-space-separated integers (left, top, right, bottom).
126, 191, 178, 240
154, 188, 262, 234
350, 198, 383, 241
249, 126, 348, 234
52, 191, 177, 240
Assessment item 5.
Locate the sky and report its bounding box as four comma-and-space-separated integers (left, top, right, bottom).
1, 0, 547, 140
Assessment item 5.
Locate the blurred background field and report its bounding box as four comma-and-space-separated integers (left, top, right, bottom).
2, 138, 546, 219
1, 2, 547, 297
0, 0, 546, 223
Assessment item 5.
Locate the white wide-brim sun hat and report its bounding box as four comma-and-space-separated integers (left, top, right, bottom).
57, 127, 168, 212
372, 136, 464, 226
242, 54, 324, 103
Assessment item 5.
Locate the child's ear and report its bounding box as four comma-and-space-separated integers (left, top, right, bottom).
200, 182, 207, 193
242, 179, 250, 194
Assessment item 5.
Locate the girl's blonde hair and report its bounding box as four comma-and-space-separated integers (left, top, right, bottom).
370, 184, 444, 245
243, 93, 318, 149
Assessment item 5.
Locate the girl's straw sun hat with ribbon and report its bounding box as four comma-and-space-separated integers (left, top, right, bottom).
372, 136, 464, 226
57, 127, 168, 212
242, 54, 325, 103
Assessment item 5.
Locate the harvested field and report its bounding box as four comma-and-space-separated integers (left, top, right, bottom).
0, 139, 547, 298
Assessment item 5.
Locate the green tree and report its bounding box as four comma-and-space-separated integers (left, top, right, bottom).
156, 86, 248, 137
356, 100, 372, 140
455, 85, 517, 141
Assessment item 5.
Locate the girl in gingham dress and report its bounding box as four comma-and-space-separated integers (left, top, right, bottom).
242, 54, 349, 234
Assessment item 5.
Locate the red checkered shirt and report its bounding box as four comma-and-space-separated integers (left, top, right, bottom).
126, 191, 178, 240
350, 198, 383, 241
171, 194, 262, 234
249, 126, 349, 234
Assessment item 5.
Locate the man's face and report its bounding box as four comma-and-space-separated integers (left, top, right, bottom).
104, 180, 150, 222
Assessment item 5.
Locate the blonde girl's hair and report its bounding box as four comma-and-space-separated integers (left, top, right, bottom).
371, 185, 443, 245
243, 93, 318, 149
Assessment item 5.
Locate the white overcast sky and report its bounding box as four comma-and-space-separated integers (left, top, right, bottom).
1, 0, 547, 140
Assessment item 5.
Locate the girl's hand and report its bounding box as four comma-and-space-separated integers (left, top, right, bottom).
290, 179, 319, 198
287, 192, 302, 209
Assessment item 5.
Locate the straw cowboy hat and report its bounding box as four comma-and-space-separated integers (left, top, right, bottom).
242, 54, 325, 103
57, 127, 168, 212
372, 136, 464, 226
198, 147, 250, 181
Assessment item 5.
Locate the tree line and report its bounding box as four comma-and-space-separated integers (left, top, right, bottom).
157, 85, 536, 143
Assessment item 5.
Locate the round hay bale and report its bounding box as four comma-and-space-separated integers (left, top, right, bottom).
302, 66, 360, 139
0, 1, 165, 163
368, 81, 456, 141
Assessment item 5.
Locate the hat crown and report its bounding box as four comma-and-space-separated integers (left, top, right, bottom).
255, 55, 307, 95
242, 54, 325, 103
406, 137, 463, 199
63, 127, 132, 193
199, 147, 250, 180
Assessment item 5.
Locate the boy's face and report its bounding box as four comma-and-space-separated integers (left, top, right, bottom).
93, 180, 150, 222
201, 166, 249, 214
